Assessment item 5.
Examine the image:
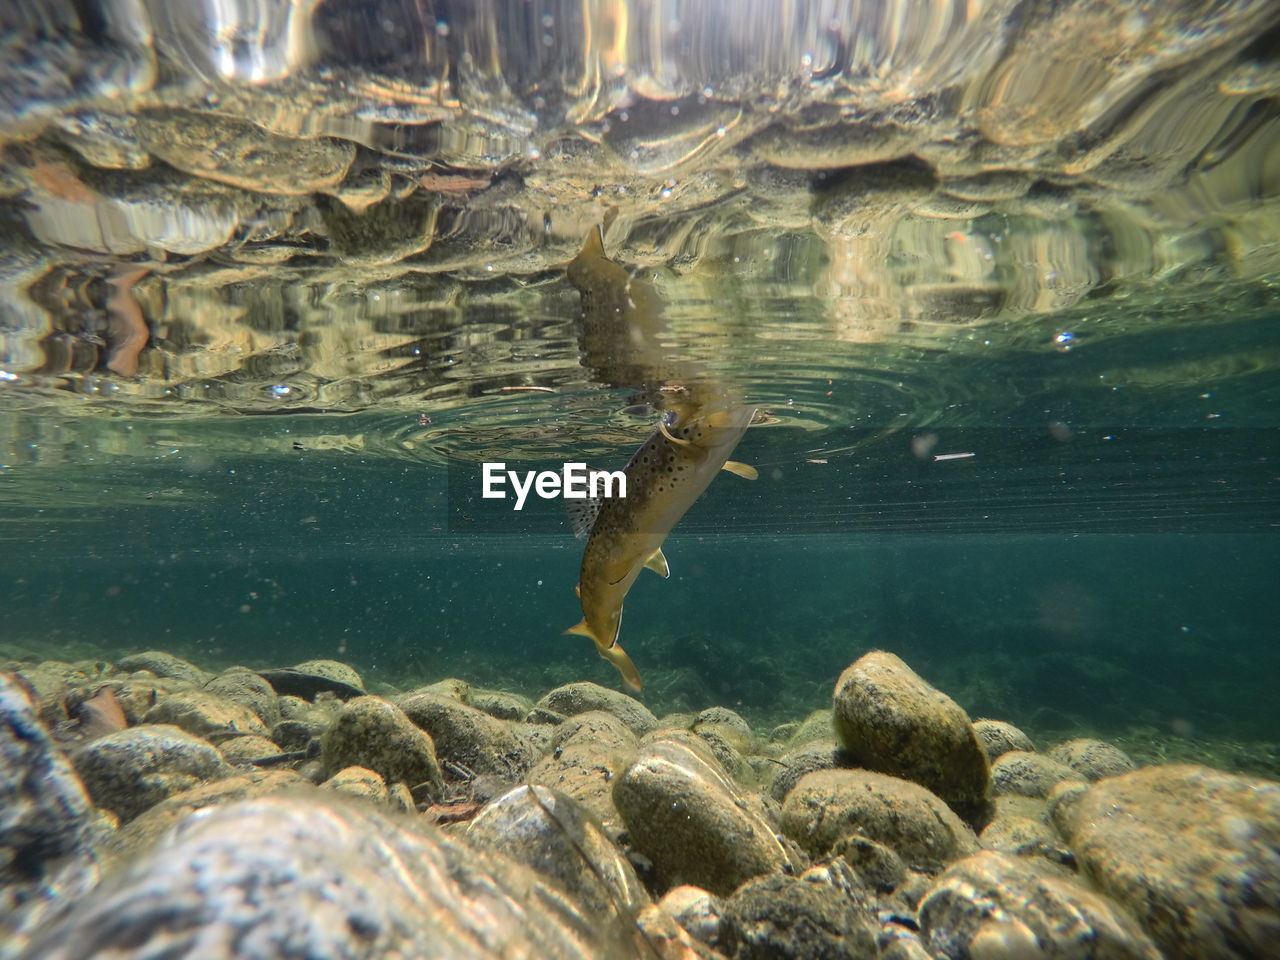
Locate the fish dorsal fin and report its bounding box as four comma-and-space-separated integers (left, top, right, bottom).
643, 547, 670, 578
567, 496, 602, 539
722, 460, 758, 480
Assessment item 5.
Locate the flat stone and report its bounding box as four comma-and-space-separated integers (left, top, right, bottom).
116, 651, 205, 685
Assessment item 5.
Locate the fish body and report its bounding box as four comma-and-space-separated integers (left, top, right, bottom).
567, 395, 756, 690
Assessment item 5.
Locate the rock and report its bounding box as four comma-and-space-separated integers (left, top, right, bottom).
322, 765, 389, 804
319, 695, 444, 797
692, 727, 752, 782
658, 885, 725, 947
1047, 738, 1137, 782
766, 740, 840, 803
1062, 764, 1280, 960
259, 661, 365, 700
780, 769, 978, 872
205, 668, 281, 727
786, 709, 834, 746
526, 711, 637, 828
694, 706, 753, 746
720, 860, 879, 960
979, 816, 1075, 868
218, 734, 283, 763
468, 785, 649, 918
271, 719, 315, 751
830, 832, 907, 894
116, 651, 205, 685
19, 796, 644, 959
396, 689, 536, 781
526, 706, 567, 725
614, 738, 792, 896
635, 903, 725, 959
422, 677, 473, 702
991, 751, 1086, 799
919, 850, 1161, 960
110, 769, 311, 857
536, 681, 658, 736
832, 651, 993, 826
1, 673, 110, 946
143, 688, 269, 740
471, 688, 532, 720
973, 718, 1036, 761
71, 724, 229, 821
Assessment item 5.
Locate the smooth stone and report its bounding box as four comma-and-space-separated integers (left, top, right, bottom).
395, 689, 536, 781
468, 785, 648, 918
780, 769, 979, 872
319, 695, 444, 797
972, 718, 1036, 761
536, 681, 658, 736
110, 769, 310, 857
116, 651, 205, 685
991, 751, 1086, 799
979, 815, 1075, 868
1047, 738, 1137, 781
322, 765, 388, 804
526, 711, 637, 829
767, 739, 840, 803
693, 706, 753, 743
786, 709, 834, 746
919, 851, 1161, 960
471, 688, 532, 720
422, 677, 472, 702
19, 796, 642, 959
635, 903, 724, 959
614, 739, 792, 896
205, 668, 281, 727
720, 859, 879, 960
71, 724, 229, 821
143, 689, 269, 740
218, 734, 283, 763
833, 651, 993, 827
292, 659, 365, 688
1063, 764, 1280, 960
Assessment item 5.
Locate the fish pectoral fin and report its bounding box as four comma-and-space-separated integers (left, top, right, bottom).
567, 495, 603, 539
564, 620, 596, 641
722, 460, 759, 480
643, 547, 670, 578
656, 418, 692, 446
599, 642, 643, 692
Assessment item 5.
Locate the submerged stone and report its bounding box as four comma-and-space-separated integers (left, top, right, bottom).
320, 695, 444, 797
536, 682, 659, 737
70, 723, 229, 821
1063, 764, 1280, 960
396, 689, 536, 781
18, 796, 645, 960
614, 738, 792, 896
832, 651, 993, 827
1047, 738, 1137, 781
468, 785, 649, 919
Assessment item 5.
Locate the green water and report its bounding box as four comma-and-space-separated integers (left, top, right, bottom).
4, 281, 1278, 773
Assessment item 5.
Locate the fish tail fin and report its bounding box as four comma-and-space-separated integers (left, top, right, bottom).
599, 642, 643, 692
564, 619, 596, 640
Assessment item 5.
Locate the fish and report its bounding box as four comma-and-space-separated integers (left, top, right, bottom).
566, 391, 757, 691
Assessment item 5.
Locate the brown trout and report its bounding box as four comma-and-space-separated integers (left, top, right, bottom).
563, 221, 757, 689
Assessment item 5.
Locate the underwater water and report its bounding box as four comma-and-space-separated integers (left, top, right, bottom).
3, 1, 1280, 958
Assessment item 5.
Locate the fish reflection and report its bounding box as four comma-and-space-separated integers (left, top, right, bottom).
563, 218, 757, 690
